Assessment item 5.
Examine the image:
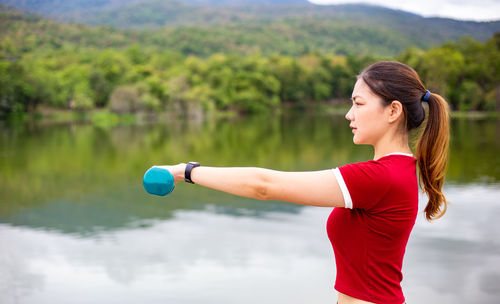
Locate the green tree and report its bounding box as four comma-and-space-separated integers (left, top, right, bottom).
269, 55, 306, 103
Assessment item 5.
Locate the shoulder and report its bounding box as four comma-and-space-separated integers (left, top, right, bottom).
336, 156, 415, 210
339, 158, 391, 178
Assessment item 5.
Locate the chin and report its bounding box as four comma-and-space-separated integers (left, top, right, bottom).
352, 135, 362, 145
353, 136, 369, 145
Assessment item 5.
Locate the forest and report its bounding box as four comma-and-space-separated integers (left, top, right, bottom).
0, 6, 499, 117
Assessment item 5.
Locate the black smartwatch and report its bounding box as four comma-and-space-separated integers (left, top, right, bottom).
184, 161, 200, 184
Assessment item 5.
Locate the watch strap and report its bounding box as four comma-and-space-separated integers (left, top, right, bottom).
185, 162, 200, 184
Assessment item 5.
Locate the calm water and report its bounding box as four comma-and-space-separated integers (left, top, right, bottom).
1, 113, 499, 304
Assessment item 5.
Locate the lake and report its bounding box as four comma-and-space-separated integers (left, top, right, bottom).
1, 112, 499, 304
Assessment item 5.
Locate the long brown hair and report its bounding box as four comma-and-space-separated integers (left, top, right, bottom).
359, 61, 450, 221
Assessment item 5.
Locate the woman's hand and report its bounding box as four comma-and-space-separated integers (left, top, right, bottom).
152, 163, 186, 185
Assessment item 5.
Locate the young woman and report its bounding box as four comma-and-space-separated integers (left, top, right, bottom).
154, 61, 450, 304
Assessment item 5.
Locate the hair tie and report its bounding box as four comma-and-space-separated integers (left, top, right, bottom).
421, 90, 431, 102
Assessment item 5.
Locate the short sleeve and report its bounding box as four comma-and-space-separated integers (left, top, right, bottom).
332, 161, 391, 210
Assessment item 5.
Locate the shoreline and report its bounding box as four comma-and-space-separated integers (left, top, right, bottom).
2, 106, 500, 126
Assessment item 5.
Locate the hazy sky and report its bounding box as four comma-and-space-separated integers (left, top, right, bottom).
308, 0, 500, 21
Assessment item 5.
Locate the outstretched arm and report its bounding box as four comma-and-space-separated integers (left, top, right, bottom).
157, 164, 345, 208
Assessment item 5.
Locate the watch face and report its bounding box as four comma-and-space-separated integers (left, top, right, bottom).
189, 162, 200, 166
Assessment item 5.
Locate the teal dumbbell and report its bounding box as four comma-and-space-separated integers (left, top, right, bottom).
143, 167, 175, 196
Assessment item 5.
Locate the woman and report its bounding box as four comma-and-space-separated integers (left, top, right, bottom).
154, 61, 450, 304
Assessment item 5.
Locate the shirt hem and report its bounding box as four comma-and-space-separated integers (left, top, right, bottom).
335, 285, 405, 304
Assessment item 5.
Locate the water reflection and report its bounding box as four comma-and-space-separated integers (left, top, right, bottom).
1, 114, 499, 303
1, 184, 499, 304
1, 114, 499, 221
405, 184, 500, 304
448, 118, 500, 184
1, 207, 336, 304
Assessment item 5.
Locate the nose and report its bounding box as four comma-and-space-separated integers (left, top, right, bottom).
345, 106, 354, 121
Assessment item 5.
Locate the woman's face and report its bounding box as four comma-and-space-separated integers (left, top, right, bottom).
345, 78, 389, 145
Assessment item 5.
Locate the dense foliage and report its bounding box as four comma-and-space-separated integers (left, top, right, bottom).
0, 4, 431, 57
0, 7, 499, 117
2, 1, 499, 54
399, 34, 500, 111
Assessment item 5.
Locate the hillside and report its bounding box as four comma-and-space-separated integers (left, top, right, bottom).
0, 0, 310, 16
0, 5, 410, 57
1, 0, 499, 43
0, 6, 436, 58
1, 2, 499, 58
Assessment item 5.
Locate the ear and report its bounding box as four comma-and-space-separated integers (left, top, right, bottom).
387, 100, 404, 124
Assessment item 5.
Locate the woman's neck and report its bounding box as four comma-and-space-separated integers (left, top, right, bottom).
373, 133, 412, 161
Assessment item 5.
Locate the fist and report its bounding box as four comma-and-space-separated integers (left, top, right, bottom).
152, 163, 186, 185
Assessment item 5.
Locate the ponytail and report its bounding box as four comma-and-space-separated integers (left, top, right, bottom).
416, 93, 450, 221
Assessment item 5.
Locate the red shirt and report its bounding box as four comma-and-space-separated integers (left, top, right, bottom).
327, 153, 418, 304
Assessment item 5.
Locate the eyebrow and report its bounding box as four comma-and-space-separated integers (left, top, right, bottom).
350, 96, 362, 101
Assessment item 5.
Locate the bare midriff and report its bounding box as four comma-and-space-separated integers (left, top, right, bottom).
338, 292, 405, 304
337, 292, 375, 304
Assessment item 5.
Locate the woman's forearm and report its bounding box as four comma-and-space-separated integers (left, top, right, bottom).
189, 166, 270, 200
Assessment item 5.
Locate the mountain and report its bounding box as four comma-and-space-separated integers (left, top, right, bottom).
0, 1, 499, 57
1, 0, 497, 44
0, 0, 138, 15
0, 0, 310, 15
182, 0, 309, 4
